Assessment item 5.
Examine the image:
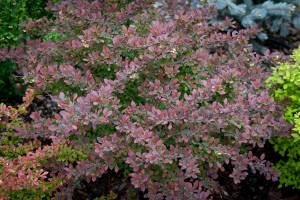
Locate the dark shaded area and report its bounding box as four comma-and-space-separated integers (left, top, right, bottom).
70, 142, 300, 200
24, 94, 61, 122
214, 141, 300, 200
263, 28, 300, 55
0, 60, 25, 105
73, 170, 146, 200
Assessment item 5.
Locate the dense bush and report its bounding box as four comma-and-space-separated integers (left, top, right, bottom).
267, 46, 300, 139
267, 46, 300, 190
271, 137, 300, 189
0, 0, 288, 199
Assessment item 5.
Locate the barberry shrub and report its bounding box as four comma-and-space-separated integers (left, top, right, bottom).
0, 0, 288, 199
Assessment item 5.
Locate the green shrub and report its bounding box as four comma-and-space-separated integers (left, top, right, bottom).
267, 46, 300, 140
0, 0, 51, 47
270, 137, 300, 189
267, 46, 300, 189
0, 0, 27, 47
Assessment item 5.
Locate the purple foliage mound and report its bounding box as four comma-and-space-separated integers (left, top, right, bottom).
0, 0, 288, 199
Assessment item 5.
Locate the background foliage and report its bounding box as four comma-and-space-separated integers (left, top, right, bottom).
0, 0, 51, 47
0, 0, 52, 104
202, 0, 300, 52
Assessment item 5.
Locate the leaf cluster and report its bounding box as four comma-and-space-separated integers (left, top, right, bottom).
267, 46, 300, 190
267, 46, 300, 139
271, 137, 300, 189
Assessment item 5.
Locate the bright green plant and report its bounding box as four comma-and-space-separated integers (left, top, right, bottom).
267, 46, 300, 189
267, 46, 300, 140
57, 146, 87, 163
43, 31, 67, 42
0, 0, 27, 47
270, 137, 300, 189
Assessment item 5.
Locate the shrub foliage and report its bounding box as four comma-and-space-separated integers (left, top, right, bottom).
267, 46, 300, 139
271, 137, 300, 189
267, 46, 300, 190
0, 0, 288, 199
